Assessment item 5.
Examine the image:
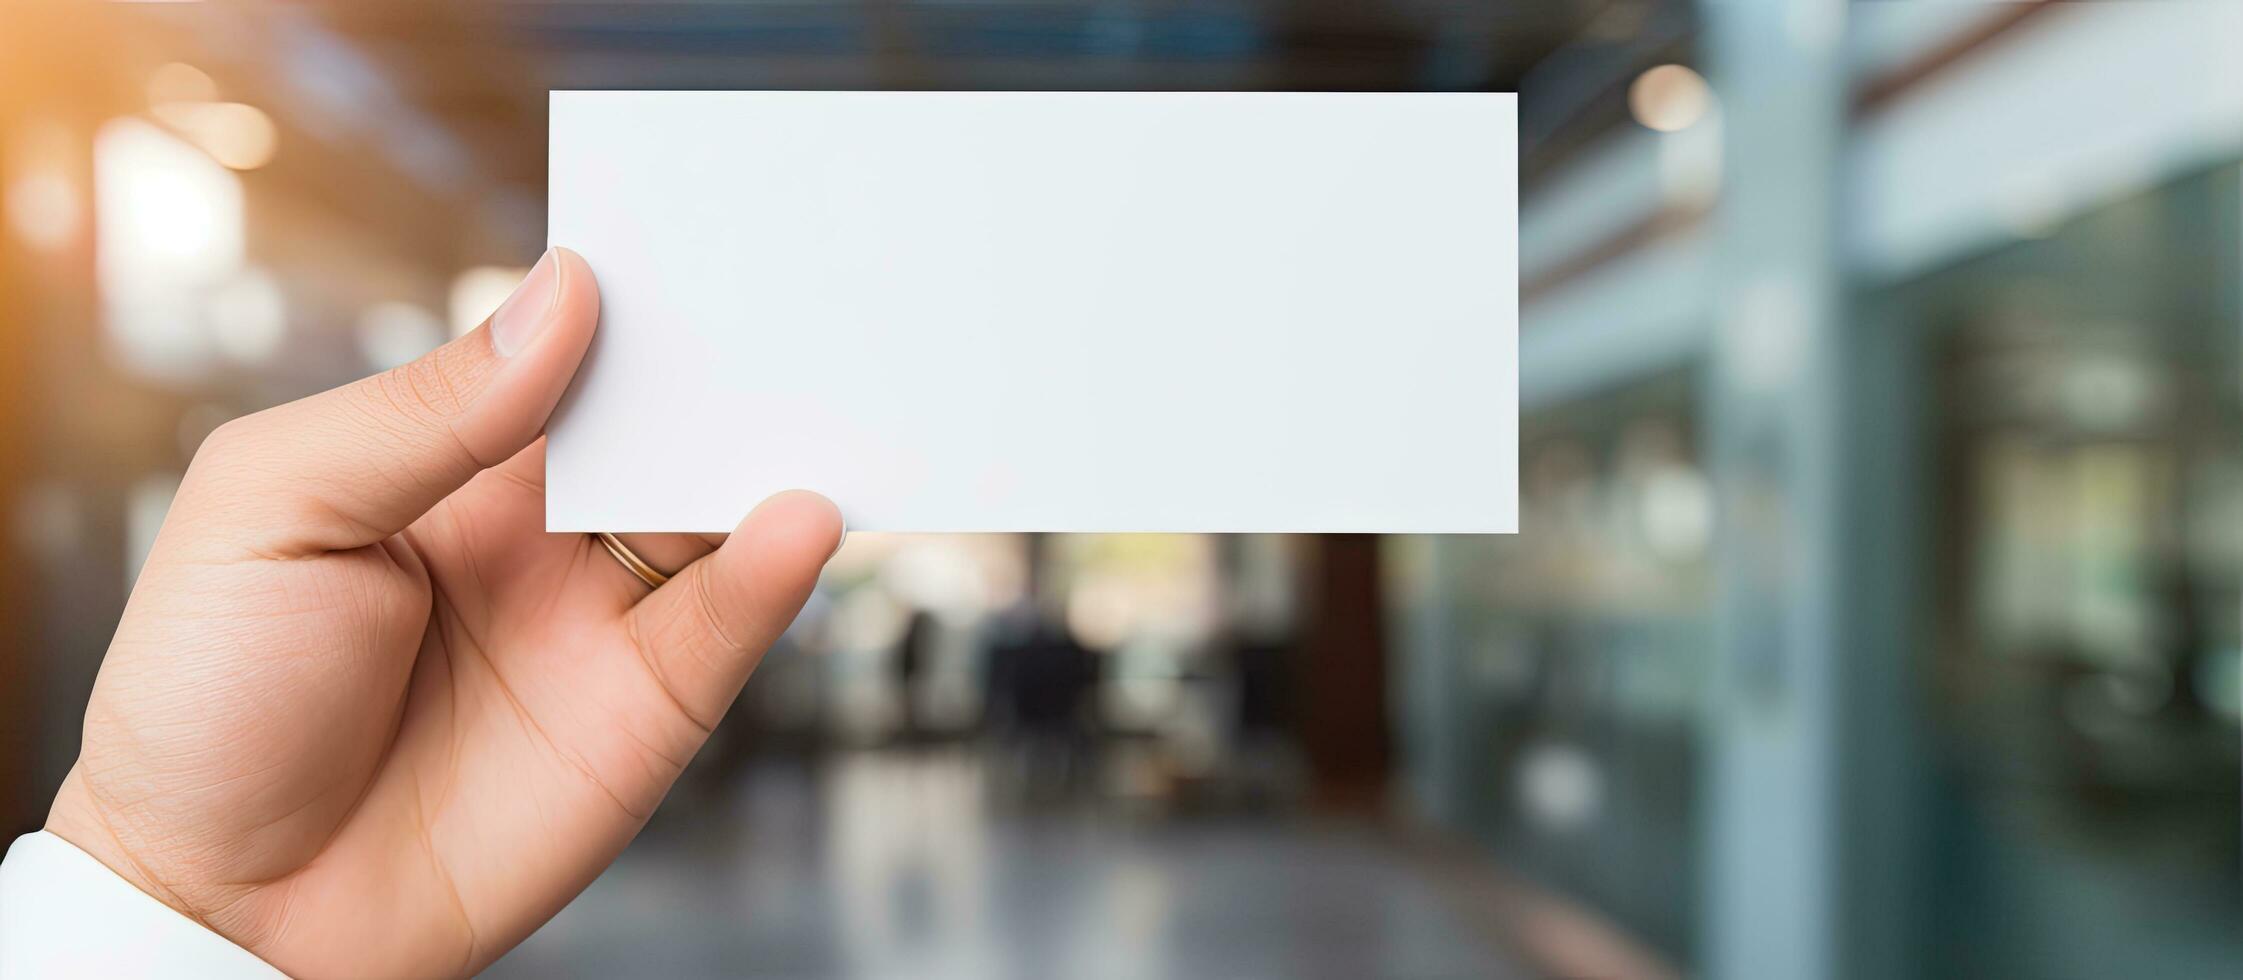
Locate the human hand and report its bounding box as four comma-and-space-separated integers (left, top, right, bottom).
44, 248, 843, 977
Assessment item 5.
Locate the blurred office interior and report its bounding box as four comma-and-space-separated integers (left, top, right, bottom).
1, 1, 2239, 978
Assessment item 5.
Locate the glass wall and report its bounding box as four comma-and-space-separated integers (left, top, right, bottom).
1399, 164, 2243, 979
1888, 164, 2243, 979
1394, 369, 1713, 960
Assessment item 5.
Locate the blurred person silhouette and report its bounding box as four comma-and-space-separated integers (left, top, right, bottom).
0, 250, 846, 978
1219, 622, 1301, 809
894, 608, 937, 747
984, 599, 1101, 804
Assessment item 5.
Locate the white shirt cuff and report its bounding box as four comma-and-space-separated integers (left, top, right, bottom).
1, 831, 286, 978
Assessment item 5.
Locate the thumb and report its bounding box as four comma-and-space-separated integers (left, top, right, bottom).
185, 247, 598, 557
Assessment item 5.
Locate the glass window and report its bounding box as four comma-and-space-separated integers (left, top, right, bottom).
1894, 164, 2242, 978
1395, 369, 1713, 961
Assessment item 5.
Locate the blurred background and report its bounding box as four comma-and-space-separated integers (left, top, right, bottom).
2, 1, 2239, 978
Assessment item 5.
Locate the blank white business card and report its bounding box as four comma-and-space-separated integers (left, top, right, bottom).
547, 90, 1516, 533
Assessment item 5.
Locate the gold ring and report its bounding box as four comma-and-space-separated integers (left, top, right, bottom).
594, 532, 670, 589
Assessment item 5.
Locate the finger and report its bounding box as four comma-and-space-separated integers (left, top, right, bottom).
183, 247, 599, 557
473, 445, 719, 578
623, 491, 843, 732
471, 444, 717, 587
606, 532, 725, 585
473, 443, 719, 599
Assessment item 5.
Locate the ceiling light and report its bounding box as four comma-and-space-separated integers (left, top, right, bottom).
1629, 64, 1713, 133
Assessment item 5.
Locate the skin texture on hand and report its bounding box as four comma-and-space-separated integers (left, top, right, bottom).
44, 248, 843, 978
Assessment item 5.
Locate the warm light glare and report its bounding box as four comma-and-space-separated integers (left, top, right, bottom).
6, 171, 79, 251
147, 62, 277, 170
450, 265, 531, 337
162, 102, 279, 171
1629, 64, 1712, 133
147, 62, 219, 110
10, 120, 82, 251
98, 122, 239, 267
96, 118, 245, 382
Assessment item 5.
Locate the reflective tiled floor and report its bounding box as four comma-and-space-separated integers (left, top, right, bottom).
490, 752, 1525, 979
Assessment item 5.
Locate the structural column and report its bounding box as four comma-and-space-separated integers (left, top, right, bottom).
1698, 2, 1855, 979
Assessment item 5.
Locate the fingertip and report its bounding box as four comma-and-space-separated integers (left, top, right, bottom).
739, 490, 845, 564
548, 246, 601, 326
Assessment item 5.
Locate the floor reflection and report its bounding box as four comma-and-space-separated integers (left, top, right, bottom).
489, 751, 1523, 979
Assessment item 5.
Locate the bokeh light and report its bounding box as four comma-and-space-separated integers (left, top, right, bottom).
160, 102, 279, 171
1628, 63, 1712, 133
204, 267, 287, 365
355, 301, 446, 370
449, 265, 530, 337
5, 170, 78, 251
94, 117, 244, 381
146, 62, 218, 109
